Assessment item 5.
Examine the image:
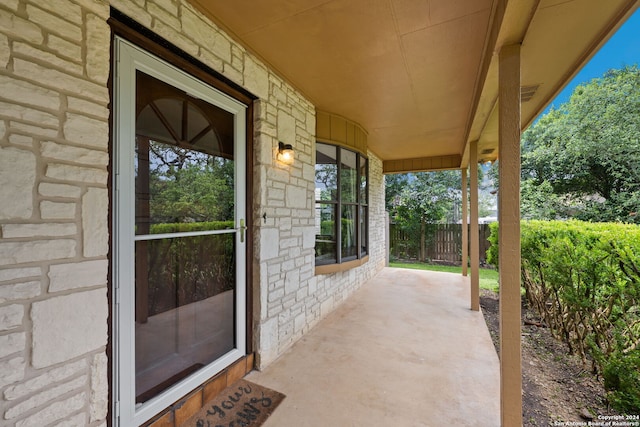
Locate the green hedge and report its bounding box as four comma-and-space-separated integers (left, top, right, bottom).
488, 220, 640, 413
149, 221, 234, 234
141, 221, 236, 316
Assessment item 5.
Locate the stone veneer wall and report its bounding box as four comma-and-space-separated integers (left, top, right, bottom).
0, 0, 386, 425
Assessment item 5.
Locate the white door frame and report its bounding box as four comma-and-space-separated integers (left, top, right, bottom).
112, 37, 247, 427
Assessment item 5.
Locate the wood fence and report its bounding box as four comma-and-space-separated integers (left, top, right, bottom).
389, 223, 492, 265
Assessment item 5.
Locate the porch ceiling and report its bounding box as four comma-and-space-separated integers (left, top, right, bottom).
189, 0, 639, 170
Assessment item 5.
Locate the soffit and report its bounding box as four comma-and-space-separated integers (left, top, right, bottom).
190, 0, 492, 162
189, 0, 638, 169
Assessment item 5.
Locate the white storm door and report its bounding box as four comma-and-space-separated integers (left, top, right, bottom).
113, 37, 247, 427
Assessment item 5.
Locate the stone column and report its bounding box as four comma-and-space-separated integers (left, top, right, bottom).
498, 43, 523, 427
469, 141, 480, 311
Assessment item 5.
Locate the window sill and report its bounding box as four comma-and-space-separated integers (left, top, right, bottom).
315, 256, 369, 275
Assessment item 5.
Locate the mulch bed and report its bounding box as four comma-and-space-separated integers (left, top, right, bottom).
479, 289, 620, 426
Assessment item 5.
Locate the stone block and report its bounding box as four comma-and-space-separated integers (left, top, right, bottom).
8, 134, 34, 148
197, 47, 224, 73
151, 20, 198, 58
40, 201, 76, 219
63, 112, 109, 148
0, 304, 23, 331
0, 267, 40, 283
0, 100, 59, 127
294, 312, 306, 333
31, 0, 82, 25
0, 332, 26, 358
110, 0, 152, 27
152, 0, 179, 15
48, 35, 82, 60
267, 287, 284, 302
4, 359, 86, 401
285, 186, 308, 209
222, 63, 243, 86
13, 42, 83, 75
67, 97, 108, 118
0, 33, 8, 68
41, 141, 108, 167
38, 183, 82, 198
85, 14, 110, 84
0, 238, 77, 270
244, 56, 269, 100
303, 163, 315, 182
82, 188, 108, 257
9, 121, 59, 139
14, 392, 85, 427
52, 413, 86, 427
73, 0, 110, 19
148, 3, 181, 31
182, 8, 230, 61
45, 163, 108, 185
2, 223, 77, 238
13, 59, 107, 103
267, 187, 285, 201
0, 281, 41, 303
256, 317, 278, 368
31, 289, 107, 368
279, 237, 298, 249
0, 357, 25, 388
0, 8, 43, 44
26, 4, 82, 41
277, 111, 295, 145
260, 228, 280, 260
1, 0, 18, 11
90, 352, 108, 422
48, 259, 108, 292
4, 375, 86, 420
284, 270, 300, 294
0, 146, 35, 220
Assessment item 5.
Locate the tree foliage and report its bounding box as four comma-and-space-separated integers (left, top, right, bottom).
386, 170, 463, 228
521, 66, 640, 222
147, 142, 234, 224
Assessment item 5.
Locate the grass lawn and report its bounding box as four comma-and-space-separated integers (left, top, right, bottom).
389, 261, 500, 292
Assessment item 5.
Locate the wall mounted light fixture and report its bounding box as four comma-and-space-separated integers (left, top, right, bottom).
277, 141, 294, 165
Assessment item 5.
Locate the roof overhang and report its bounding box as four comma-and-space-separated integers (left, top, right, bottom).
189, 0, 639, 172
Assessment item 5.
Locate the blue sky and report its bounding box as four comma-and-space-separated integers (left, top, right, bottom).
542, 7, 640, 113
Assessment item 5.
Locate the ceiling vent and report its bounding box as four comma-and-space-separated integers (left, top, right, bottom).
521, 84, 540, 102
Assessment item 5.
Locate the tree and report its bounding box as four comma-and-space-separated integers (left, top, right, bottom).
146, 141, 235, 224
385, 168, 493, 261
520, 66, 640, 222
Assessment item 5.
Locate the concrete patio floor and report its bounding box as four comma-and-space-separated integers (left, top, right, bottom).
247, 267, 501, 426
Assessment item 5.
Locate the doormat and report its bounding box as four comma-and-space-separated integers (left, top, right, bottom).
183, 379, 285, 427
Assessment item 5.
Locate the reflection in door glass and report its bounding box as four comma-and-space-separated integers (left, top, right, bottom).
134, 71, 237, 403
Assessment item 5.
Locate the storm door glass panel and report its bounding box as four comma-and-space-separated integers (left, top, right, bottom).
341, 204, 357, 260
315, 203, 337, 265
134, 71, 236, 403
341, 149, 357, 203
